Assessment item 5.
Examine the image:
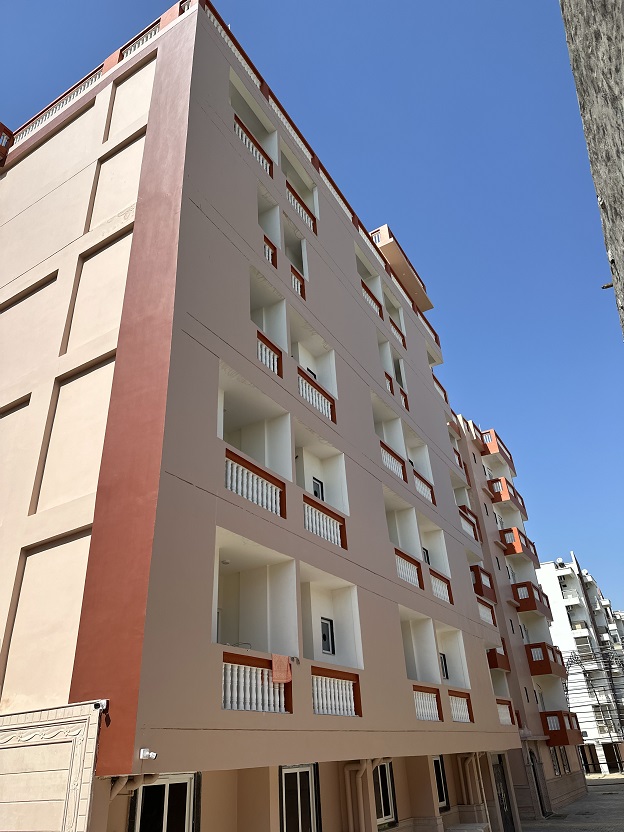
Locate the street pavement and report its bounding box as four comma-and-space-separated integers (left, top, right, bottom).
522, 774, 624, 831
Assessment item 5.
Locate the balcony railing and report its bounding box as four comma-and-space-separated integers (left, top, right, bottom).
257, 331, 283, 376
487, 643, 511, 672
453, 448, 463, 469
500, 528, 538, 565
540, 710, 583, 747
380, 441, 408, 482
222, 653, 291, 713
384, 373, 394, 395
413, 685, 442, 721
286, 182, 317, 233
477, 599, 496, 627
432, 371, 449, 404
430, 570, 453, 604
312, 667, 360, 716
458, 505, 480, 542
303, 494, 347, 548
298, 369, 336, 422
395, 549, 424, 589
291, 266, 306, 300
512, 581, 552, 619
449, 691, 473, 723
234, 115, 273, 176
399, 387, 409, 411
361, 281, 384, 318
448, 410, 461, 437
496, 699, 514, 726
390, 318, 406, 349
470, 564, 497, 603
263, 235, 277, 267
481, 429, 515, 473
416, 307, 440, 346
414, 469, 436, 504
122, 21, 160, 59
225, 449, 286, 517
488, 477, 527, 516
526, 642, 566, 678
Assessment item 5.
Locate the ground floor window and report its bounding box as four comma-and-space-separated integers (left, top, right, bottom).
432, 756, 449, 810
281, 764, 320, 832
132, 774, 195, 832
559, 747, 570, 774
373, 761, 396, 828
550, 748, 561, 777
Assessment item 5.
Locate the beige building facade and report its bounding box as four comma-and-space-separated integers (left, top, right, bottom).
0, 2, 584, 830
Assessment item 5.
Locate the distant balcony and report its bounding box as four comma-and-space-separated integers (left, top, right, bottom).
449, 691, 473, 723
562, 589, 581, 605
432, 371, 449, 404
312, 666, 361, 716
487, 642, 511, 672
415, 307, 440, 347
303, 494, 347, 549
380, 441, 408, 482
234, 115, 273, 177
414, 469, 436, 505
222, 651, 292, 713
500, 527, 538, 566
256, 331, 283, 377
512, 581, 552, 620
361, 280, 384, 318
263, 235, 277, 267
384, 372, 394, 395
286, 182, 317, 233
459, 505, 481, 542
413, 685, 443, 721
395, 549, 424, 590
540, 710, 583, 747
470, 564, 497, 603
481, 429, 516, 475
298, 368, 336, 422
488, 478, 527, 518
526, 642, 566, 678
496, 699, 515, 726
225, 448, 286, 517
291, 266, 306, 300
430, 570, 453, 604
477, 599, 497, 627
399, 387, 409, 411
448, 410, 462, 438
390, 317, 407, 349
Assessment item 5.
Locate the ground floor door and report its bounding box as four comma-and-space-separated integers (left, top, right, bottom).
528, 750, 548, 818
492, 755, 516, 832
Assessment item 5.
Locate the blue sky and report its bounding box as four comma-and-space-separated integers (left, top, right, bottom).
3, 1, 622, 604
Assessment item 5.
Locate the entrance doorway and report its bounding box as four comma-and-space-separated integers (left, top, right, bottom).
492, 755, 516, 832
529, 750, 549, 818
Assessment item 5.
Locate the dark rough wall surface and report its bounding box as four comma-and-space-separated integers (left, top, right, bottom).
560, 0, 624, 336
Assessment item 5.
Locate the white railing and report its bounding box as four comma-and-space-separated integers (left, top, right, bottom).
478, 602, 495, 626
546, 715, 560, 730
491, 480, 503, 493
312, 675, 356, 716
390, 318, 406, 347
531, 647, 544, 661
235, 118, 272, 175
298, 374, 332, 419
414, 689, 440, 721
122, 23, 160, 59
257, 336, 280, 375
433, 375, 448, 402
431, 575, 450, 603
460, 514, 478, 540
304, 501, 342, 547
263, 238, 276, 265
292, 268, 305, 297
396, 555, 420, 587
414, 472, 434, 503
563, 590, 579, 600
225, 456, 282, 515
362, 283, 383, 316
450, 695, 471, 723
14, 70, 103, 145
400, 388, 409, 410
503, 530, 515, 545
269, 99, 312, 161
389, 271, 414, 309
287, 187, 315, 231
385, 374, 394, 394
481, 571, 492, 588
517, 586, 530, 599
222, 662, 286, 712
205, 6, 262, 88
319, 169, 352, 219
358, 226, 386, 272
381, 445, 405, 479
497, 703, 513, 725
416, 309, 439, 344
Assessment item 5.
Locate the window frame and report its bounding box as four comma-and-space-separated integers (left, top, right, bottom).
432, 756, 450, 811
550, 747, 561, 777
312, 477, 325, 501
439, 652, 449, 680
559, 746, 570, 774
321, 617, 335, 655
279, 764, 322, 832
372, 761, 397, 829
132, 773, 196, 832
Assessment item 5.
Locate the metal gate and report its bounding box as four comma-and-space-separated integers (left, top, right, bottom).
492, 755, 516, 832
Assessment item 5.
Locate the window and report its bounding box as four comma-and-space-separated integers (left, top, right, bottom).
281, 765, 320, 832
421, 546, 430, 565
560, 746, 570, 774
133, 775, 194, 832
306, 367, 317, 380
373, 761, 396, 828
439, 652, 449, 680
312, 477, 324, 501
483, 502, 489, 516
509, 619, 515, 634
524, 687, 530, 703
494, 513, 504, 530
432, 756, 449, 810
550, 747, 561, 777
321, 617, 335, 654
496, 557, 501, 571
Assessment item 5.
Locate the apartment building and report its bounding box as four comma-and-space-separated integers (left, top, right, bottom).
0, 2, 584, 830
538, 555, 624, 774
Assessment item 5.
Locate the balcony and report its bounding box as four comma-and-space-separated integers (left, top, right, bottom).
512, 582, 552, 620
395, 549, 424, 589
384, 372, 394, 395
311, 666, 361, 716
390, 317, 407, 349
488, 643, 511, 673
225, 449, 286, 517
263, 235, 277, 267
256, 331, 283, 377
432, 371, 449, 404
430, 570, 453, 604
399, 387, 409, 411
449, 691, 473, 723
526, 643, 566, 679
222, 652, 292, 713
414, 469, 436, 505
481, 429, 516, 475
416, 307, 441, 347
291, 266, 306, 300
413, 685, 443, 721
477, 599, 496, 626
540, 710, 583, 747
370, 224, 432, 312
470, 565, 497, 603
380, 441, 408, 482
303, 494, 347, 548
234, 115, 274, 177
361, 280, 384, 318
459, 505, 481, 542
286, 181, 317, 233
500, 527, 538, 566
448, 410, 462, 438
488, 478, 527, 518
298, 368, 336, 422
